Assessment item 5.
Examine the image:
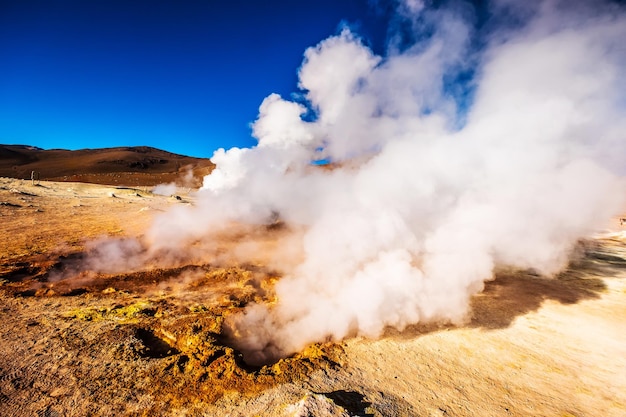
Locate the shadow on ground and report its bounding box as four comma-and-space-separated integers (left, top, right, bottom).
471, 242, 626, 329
324, 390, 374, 417
386, 241, 626, 338
469, 267, 606, 329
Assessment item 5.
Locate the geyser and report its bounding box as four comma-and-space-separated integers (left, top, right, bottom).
89, 0, 626, 365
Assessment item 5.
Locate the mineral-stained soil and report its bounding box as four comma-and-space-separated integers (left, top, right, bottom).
1, 176, 625, 416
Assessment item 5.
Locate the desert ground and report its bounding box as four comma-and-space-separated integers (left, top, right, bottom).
1, 176, 625, 417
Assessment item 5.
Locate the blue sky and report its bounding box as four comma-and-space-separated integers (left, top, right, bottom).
0, 0, 390, 158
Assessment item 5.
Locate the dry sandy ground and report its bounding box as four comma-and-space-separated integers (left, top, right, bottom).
1, 177, 625, 416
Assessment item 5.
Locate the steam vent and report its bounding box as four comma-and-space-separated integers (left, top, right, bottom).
2, 0, 626, 415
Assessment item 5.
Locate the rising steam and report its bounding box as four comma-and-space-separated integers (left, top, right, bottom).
90, 0, 626, 365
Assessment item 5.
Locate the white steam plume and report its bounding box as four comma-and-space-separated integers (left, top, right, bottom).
143, 0, 626, 365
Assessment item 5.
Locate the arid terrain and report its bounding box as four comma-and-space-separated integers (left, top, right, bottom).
1, 174, 625, 416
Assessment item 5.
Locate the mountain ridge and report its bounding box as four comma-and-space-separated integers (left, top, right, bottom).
0, 144, 214, 187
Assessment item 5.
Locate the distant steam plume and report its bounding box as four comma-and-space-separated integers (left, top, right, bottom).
107, 0, 626, 365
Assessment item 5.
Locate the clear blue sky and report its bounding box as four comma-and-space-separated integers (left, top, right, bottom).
0, 0, 390, 158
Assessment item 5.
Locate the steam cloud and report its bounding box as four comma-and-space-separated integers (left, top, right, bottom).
92, 0, 626, 365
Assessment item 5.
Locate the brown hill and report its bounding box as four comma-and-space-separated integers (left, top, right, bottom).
0, 144, 214, 187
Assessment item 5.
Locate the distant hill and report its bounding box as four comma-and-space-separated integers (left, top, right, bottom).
0, 145, 214, 187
